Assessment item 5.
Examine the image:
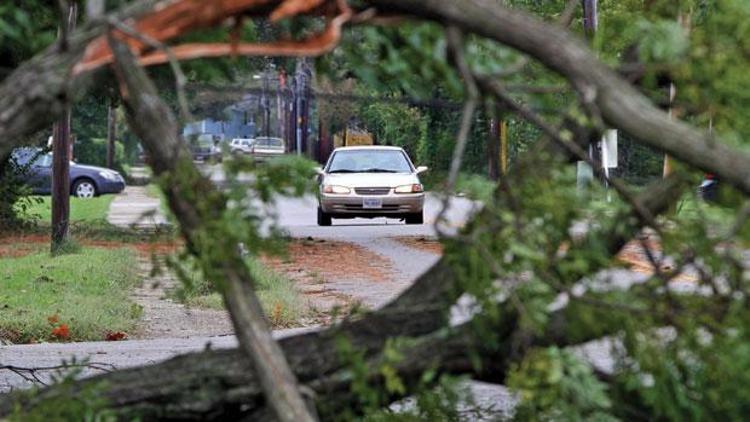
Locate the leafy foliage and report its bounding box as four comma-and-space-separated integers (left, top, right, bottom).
508, 347, 615, 421
0, 151, 42, 228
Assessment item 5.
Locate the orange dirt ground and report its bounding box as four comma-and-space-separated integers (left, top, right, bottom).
391, 236, 444, 255
0, 233, 180, 258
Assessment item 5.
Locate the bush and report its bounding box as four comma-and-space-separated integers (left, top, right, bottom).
0, 151, 42, 228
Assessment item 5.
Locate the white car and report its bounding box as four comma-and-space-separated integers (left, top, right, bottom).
230, 138, 255, 155
317, 146, 427, 226
251, 137, 285, 161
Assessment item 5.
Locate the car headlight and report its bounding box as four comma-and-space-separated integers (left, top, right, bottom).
323, 185, 351, 194
394, 184, 423, 194
99, 170, 119, 181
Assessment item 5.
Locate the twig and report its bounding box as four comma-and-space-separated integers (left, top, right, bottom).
725, 200, 750, 240
106, 17, 192, 123
559, 0, 580, 28
436, 26, 479, 237
1, 362, 116, 386
491, 57, 529, 78
56, 0, 70, 52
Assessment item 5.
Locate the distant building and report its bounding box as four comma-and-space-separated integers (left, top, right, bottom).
183, 109, 256, 142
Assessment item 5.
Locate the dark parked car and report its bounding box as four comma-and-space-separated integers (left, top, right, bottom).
190, 134, 222, 163
11, 148, 125, 198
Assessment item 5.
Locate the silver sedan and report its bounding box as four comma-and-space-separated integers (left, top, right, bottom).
317, 146, 428, 226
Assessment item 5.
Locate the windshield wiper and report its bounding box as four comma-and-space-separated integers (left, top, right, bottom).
329, 169, 357, 173
361, 168, 398, 173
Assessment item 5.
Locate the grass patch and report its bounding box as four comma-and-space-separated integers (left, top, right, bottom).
455, 173, 496, 202
0, 247, 142, 343
4, 216, 179, 244
19, 196, 115, 223
420, 171, 496, 201
174, 257, 305, 328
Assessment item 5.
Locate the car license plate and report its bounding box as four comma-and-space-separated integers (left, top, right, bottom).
362, 198, 382, 209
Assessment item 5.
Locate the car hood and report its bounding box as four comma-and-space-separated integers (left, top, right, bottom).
323, 172, 420, 188
73, 164, 111, 173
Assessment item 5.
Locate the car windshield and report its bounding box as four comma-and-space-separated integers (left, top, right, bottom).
33, 154, 53, 167
328, 149, 412, 173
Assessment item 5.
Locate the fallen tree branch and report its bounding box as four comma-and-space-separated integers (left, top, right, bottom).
75, 0, 352, 73
1, 362, 116, 387
0, 159, 686, 420
365, 0, 750, 196
108, 36, 315, 422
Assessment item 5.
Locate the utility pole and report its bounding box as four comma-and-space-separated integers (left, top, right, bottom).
487, 106, 499, 181
293, 58, 311, 156
577, 0, 599, 189
261, 65, 271, 138
487, 104, 508, 181
276, 68, 284, 140
663, 12, 690, 178
300, 64, 311, 157
500, 119, 508, 175
582, 0, 598, 39
51, 1, 76, 252
106, 96, 117, 169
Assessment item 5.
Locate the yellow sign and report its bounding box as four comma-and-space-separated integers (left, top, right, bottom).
344, 129, 373, 146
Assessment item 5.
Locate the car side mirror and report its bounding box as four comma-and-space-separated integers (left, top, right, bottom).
314, 166, 324, 175
416, 166, 429, 174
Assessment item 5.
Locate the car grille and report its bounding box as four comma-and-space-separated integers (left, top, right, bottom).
332, 204, 412, 213
354, 187, 391, 195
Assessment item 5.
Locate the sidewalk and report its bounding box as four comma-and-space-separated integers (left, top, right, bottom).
107, 186, 169, 229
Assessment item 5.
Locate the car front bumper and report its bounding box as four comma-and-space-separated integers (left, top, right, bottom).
319, 192, 424, 216
99, 179, 126, 194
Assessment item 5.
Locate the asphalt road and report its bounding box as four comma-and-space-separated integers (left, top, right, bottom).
0, 190, 479, 388
275, 193, 476, 238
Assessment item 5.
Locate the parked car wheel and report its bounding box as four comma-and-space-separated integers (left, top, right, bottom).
404, 211, 423, 225
317, 207, 332, 226
72, 178, 97, 198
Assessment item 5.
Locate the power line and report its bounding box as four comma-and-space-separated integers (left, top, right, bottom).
187, 84, 561, 113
